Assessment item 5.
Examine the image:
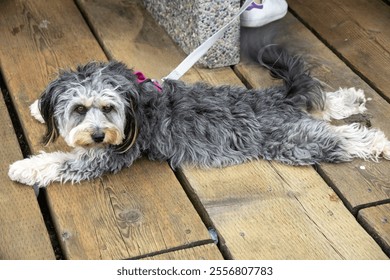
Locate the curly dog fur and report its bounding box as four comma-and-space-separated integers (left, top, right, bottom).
9, 46, 390, 187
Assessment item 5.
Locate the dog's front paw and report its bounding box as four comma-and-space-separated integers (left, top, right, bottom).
8, 158, 46, 187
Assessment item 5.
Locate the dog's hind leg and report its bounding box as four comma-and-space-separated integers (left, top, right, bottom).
263, 119, 351, 165
264, 118, 389, 165
332, 123, 390, 161
314, 88, 367, 121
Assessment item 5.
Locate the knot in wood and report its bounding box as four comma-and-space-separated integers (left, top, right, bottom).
119, 209, 142, 224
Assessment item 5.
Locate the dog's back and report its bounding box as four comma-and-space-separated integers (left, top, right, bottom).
142, 46, 330, 167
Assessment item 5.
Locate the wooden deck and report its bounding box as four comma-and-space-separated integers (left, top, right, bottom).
0, 0, 389, 260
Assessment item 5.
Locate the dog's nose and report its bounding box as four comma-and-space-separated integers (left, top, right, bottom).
92, 132, 105, 143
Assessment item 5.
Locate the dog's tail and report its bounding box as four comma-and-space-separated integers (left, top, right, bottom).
257, 45, 324, 112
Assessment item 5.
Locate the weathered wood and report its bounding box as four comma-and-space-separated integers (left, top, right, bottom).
76, 0, 197, 83
358, 204, 390, 255
76, 0, 187, 79
236, 13, 390, 212
77, 0, 244, 86
289, 0, 390, 101
0, 92, 55, 259
79, 0, 388, 259
178, 162, 388, 259
47, 159, 211, 259
143, 244, 223, 260
0, 0, 210, 259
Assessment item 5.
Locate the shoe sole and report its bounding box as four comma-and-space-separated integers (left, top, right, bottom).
241, 11, 287, 27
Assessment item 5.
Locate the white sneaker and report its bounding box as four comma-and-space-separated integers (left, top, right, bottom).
241, 0, 288, 28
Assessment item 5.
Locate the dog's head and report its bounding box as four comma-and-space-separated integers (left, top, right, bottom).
38, 61, 139, 153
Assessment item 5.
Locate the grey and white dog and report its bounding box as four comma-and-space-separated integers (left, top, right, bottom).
9, 46, 390, 187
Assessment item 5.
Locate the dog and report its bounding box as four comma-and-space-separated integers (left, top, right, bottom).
8, 46, 390, 188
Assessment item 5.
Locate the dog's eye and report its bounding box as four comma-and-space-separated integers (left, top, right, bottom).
75, 105, 88, 115
102, 105, 113, 113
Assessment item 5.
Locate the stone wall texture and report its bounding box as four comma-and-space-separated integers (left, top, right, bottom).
142, 0, 240, 68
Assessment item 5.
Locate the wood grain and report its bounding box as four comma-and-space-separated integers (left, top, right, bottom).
78, 0, 388, 259
236, 13, 390, 212
288, 0, 390, 101
179, 162, 387, 259
47, 159, 211, 259
0, 0, 210, 259
358, 204, 390, 255
0, 91, 55, 259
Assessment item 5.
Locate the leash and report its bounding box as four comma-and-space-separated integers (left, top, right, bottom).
163, 0, 253, 81
136, 0, 252, 90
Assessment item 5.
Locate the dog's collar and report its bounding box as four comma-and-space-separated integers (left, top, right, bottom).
135, 71, 162, 92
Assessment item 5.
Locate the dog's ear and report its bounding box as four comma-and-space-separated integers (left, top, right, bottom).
96, 60, 141, 153
103, 60, 141, 153
38, 80, 61, 145
115, 93, 139, 153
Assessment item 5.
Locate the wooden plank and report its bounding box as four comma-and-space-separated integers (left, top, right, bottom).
48, 159, 211, 259
178, 163, 387, 259
142, 244, 223, 260
358, 204, 390, 255
236, 13, 390, 212
76, 0, 244, 86
0, 91, 55, 259
288, 0, 390, 101
0, 0, 210, 259
76, 0, 196, 83
78, 0, 388, 259
76, 0, 187, 80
